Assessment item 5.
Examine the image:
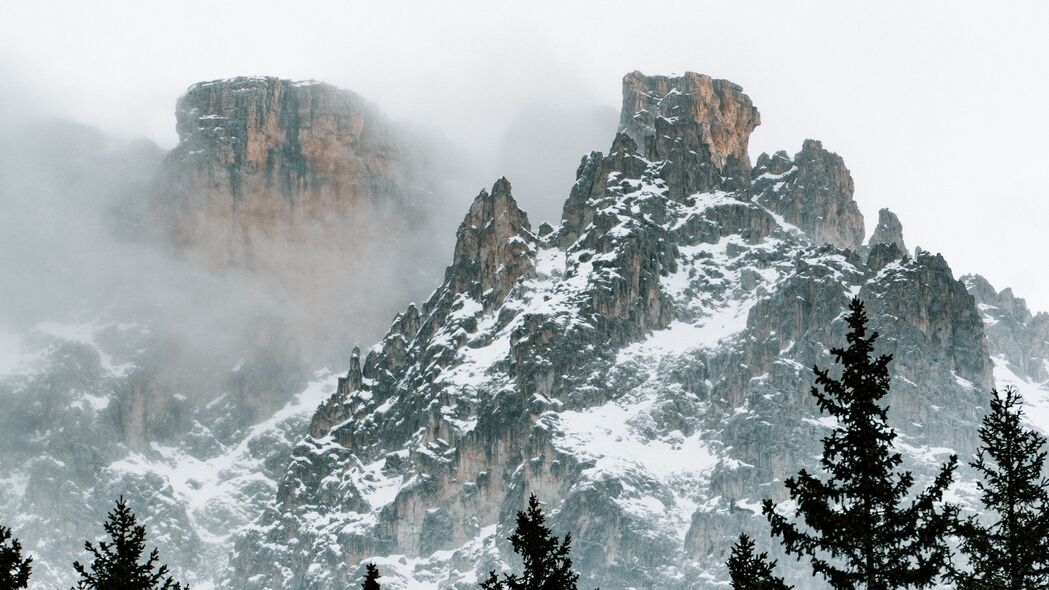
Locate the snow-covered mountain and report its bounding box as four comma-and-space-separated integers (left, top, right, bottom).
3, 71, 1048, 590
221, 71, 1022, 589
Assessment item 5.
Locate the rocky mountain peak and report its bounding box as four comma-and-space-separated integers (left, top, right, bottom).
447, 178, 537, 311
619, 70, 760, 197
752, 139, 865, 251
149, 75, 451, 365
869, 207, 907, 253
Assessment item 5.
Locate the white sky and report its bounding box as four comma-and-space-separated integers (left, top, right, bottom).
2, 1, 1048, 311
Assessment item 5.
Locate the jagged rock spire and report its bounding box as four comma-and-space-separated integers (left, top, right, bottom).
342, 346, 363, 393
869, 208, 907, 254
447, 177, 537, 310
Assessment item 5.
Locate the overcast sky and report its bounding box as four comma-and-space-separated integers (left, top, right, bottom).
3, 1, 1048, 311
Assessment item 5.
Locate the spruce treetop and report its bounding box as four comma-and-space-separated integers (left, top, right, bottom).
71, 496, 186, 590
955, 387, 1049, 589
727, 533, 790, 590
0, 525, 32, 590
762, 298, 958, 590
480, 494, 582, 590
361, 562, 381, 590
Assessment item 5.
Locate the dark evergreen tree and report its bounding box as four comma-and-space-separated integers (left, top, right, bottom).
954, 387, 1049, 590
71, 496, 187, 590
727, 534, 790, 590
361, 562, 381, 590
761, 297, 958, 590
0, 525, 32, 589
479, 494, 580, 590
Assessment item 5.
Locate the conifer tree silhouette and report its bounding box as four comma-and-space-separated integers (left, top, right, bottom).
71, 496, 186, 590
0, 525, 32, 589
727, 533, 790, 590
479, 494, 581, 590
954, 387, 1049, 589
762, 298, 958, 589
361, 562, 381, 590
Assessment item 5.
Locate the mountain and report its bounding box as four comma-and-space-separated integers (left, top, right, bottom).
153, 76, 460, 362
223, 71, 1009, 589
0, 78, 460, 589
3, 70, 1049, 590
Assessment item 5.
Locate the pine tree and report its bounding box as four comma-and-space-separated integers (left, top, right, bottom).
0, 525, 32, 589
479, 494, 581, 590
361, 562, 381, 590
762, 297, 958, 590
727, 534, 790, 590
71, 496, 187, 590
954, 387, 1049, 590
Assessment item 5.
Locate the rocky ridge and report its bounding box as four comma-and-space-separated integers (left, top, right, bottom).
226, 72, 1003, 590
3, 70, 1048, 590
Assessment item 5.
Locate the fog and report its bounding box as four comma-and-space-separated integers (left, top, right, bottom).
1, 0, 1048, 381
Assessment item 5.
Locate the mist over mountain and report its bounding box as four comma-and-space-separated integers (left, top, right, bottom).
2, 63, 1048, 590
494, 104, 619, 225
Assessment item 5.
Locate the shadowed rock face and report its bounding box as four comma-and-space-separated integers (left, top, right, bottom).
752, 140, 865, 251
964, 273, 1049, 382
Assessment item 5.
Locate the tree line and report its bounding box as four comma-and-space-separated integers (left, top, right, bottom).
3, 298, 1048, 589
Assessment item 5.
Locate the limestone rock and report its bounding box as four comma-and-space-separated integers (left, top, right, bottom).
860, 252, 992, 452
153, 76, 450, 364
7, 71, 1035, 590
865, 241, 905, 275
869, 207, 907, 253
752, 139, 865, 251
159, 77, 420, 266
447, 177, 537, 311
620, 71, 760, 198
964, 274, 1049, 382
227, 72, 1000, 590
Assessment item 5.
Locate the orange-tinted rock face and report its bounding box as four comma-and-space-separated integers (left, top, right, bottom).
620, 70, 761, 198
161, 77, 416, 268
154, 77, 440, 360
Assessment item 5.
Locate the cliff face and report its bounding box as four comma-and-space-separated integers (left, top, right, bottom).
964, 274, 1049, 383
161, 76, 417, 268
227, 72, 998, 590
0, 78, 454, 590
154, 76, 452, 364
